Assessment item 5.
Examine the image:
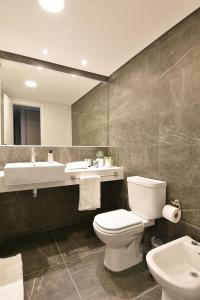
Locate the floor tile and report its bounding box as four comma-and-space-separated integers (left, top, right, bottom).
0, 232, 63, 275
68, 252, 156, 300
136, 286, 162, 300
0, 226, 160, 300
24, 265, 80, 300
68, 251, 118, 300
109, 262, 157, 299
54, 225, 104, 264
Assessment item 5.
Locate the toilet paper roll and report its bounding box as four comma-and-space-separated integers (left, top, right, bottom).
162, 204, 181, 223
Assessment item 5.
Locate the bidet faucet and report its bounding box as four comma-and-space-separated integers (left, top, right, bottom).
31, 147, 36, 163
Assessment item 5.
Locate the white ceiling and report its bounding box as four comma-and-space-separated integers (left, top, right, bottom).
1, 59, 99, 105
0, 0, 199, 76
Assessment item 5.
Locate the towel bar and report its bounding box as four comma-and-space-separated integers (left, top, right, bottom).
71, 171, 119, 181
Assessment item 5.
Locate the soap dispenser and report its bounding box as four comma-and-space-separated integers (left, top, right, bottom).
48, 149, 54, 162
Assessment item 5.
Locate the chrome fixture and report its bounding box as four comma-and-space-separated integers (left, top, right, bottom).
33, 187, 37, 198
170, 199, 181, 209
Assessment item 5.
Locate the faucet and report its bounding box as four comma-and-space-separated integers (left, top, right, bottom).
31, 147, 36, 164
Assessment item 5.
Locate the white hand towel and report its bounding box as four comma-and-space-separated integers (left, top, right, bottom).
66, 161, 89, 170
78, 175, 101, 211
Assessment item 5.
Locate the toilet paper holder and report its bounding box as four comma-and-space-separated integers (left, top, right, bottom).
170, 199, 181, 209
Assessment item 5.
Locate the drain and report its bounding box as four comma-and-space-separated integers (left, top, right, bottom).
190, 272, 199, 278
191, 241, 199, 246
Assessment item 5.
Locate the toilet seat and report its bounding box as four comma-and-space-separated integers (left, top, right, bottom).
94, 209, 144, 234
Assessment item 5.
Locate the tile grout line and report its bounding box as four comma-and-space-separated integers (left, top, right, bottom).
24, 262, 66, 277
51, 232, 83, 300
133, 285, 159, 300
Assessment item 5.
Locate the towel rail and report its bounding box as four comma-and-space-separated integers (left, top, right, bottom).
71, 171, 119, 181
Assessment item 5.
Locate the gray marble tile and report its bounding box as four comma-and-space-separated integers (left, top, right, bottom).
0, 232, 63, 275
137, 286, 162, 300
53, 147, 80, 164
108, 262, 157, 300
24, 265, 80, 300
159, 144, 200, 185
79, 147, 108, 161
122, 146, 159, 179
67, 251, 118, 299
54, 226, 104, 264
72, 83, 109, 146
68, 252, 156, 300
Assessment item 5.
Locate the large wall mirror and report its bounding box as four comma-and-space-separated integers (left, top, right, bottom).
0, 58, 109, 146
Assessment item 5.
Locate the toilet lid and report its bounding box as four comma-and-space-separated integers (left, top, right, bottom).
94, 209, 142, 231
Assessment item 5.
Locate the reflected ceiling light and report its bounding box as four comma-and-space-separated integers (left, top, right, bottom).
25, 80, 37, 88
72, 74, 77, 78
42, 48, 48, 55
39, 0, 65, 13
37, 66, 43, 70
81, 59, 87, 66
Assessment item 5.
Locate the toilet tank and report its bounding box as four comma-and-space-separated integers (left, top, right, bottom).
127, 176, 167, 221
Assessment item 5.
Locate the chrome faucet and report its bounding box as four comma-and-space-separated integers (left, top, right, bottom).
31, 147, 36, 163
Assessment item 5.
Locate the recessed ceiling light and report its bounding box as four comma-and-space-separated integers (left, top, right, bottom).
72, 74, 77, 78
81, 59, 87, 66
37, 66, 43, 70
42, 48, 48, 56
25, 80, 37, 88
39, 0, 65, 13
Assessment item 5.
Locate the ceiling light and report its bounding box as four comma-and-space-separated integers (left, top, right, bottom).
39, 0, 65, 13
72, 74, 77, 78
37, 66, 43, 70
42, 48, 48, 55
25, 80, 37, 88
81, 59, 87, 66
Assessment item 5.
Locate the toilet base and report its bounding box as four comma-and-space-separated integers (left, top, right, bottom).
104, 234, 143, 272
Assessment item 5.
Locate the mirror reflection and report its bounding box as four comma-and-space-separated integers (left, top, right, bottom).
0, 59, 105, 146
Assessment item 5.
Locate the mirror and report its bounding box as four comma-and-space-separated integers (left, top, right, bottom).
0, 59, 108, 146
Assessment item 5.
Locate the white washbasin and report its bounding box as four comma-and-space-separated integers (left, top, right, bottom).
146, 236, 200, 300
4, 161, 65, 185
0, 254, 23, 300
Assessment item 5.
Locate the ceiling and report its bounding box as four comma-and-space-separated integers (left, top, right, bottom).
0, 0, 199, 77
1, 59, 99, 105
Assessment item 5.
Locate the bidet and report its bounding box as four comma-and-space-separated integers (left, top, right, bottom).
146, 236, 200, 300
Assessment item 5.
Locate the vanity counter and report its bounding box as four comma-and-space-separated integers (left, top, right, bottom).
0, 166, 124, 193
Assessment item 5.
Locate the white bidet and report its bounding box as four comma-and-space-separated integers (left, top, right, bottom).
146, 236, 200, 300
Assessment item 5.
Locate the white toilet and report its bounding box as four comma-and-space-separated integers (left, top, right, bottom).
93, 176, 167, 272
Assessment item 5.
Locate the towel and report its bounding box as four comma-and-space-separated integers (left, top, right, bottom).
66, 161, 89, 170
0, 254, 24, 300
78, 175, 101, 211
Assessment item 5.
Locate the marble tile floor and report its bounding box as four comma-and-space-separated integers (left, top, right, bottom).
0, 225, 161, 300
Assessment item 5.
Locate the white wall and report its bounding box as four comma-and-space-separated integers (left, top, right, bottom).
43, 102, 72, 145
3, 94, 14, 145
3, 96, 72, 146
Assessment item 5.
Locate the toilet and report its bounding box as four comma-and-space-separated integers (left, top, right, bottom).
93, 176, 167, 272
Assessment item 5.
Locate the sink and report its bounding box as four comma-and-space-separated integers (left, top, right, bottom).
4, 161, 65, 185
146, 236, 200, 300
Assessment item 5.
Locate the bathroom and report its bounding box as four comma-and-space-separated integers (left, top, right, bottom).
0, 1, 200, 299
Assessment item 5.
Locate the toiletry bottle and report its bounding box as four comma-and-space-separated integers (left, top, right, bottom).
96, 150, 104, 167
48, 150, 54, 162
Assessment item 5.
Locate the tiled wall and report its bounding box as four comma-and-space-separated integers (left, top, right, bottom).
108, 9, 200, 242
0, 146, 113, 241
0, 146, 108, 170
72, 83, 109, 146
73, 9, 200, 242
